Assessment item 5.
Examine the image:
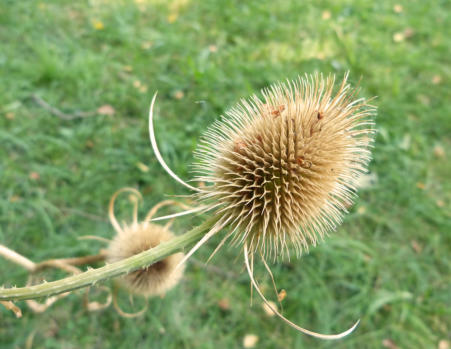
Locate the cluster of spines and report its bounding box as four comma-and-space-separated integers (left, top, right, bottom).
192, 73, 375, 261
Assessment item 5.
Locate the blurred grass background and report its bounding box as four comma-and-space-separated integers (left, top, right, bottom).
0, 0, 450, 348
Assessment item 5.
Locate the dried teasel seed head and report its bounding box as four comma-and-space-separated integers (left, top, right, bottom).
147, 74, 371, 338
107, 222, 185, 296
193, 73, 376, 260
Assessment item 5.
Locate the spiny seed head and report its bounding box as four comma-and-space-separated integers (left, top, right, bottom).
107, 223, 185, 296
193, 73, 376, 260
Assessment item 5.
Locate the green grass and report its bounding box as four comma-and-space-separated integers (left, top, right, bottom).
0, 0, 450, 348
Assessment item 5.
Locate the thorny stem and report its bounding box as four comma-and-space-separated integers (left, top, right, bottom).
0, 217, 217, 301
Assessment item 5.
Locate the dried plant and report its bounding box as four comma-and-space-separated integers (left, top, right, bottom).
0, 72, 376, 342
0, 244, 109, 315
0, 190, 192, 320
107, 188, 185, 297
148, 72, 376, 339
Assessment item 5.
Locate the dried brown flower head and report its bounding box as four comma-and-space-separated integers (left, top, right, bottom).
148, 73, 376, 339
107, 189, 185, 297
107, 222, 184, 296
193, 73, 375, 260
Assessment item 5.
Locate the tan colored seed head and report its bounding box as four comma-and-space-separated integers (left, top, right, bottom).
107, 222, 185, 296
193, 73, 376, 260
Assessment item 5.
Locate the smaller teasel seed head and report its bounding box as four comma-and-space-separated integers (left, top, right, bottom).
107, 222, 185, 296
107, 189, 188, 297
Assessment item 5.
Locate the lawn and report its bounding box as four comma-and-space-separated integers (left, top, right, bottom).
0, 0, 450, 348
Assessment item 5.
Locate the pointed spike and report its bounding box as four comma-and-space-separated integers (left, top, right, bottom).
243, 243, 360, 340
148, 93, 201, 192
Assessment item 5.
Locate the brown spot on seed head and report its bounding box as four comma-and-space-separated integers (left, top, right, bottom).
234, 140, 247, 153
297, 156, 312, 169
317, 111, 324, 120
271, 105, 286, 117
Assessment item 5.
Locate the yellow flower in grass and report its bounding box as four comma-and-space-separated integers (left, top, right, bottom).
92, 19, 104, 30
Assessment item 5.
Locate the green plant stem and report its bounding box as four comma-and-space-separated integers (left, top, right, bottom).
0, 218, 216, 301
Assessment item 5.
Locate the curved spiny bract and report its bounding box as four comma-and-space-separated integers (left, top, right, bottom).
193, 73, 376, 261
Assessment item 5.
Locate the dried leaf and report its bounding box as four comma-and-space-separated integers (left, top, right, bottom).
0, 300, 22, 318
174, 91, 184, 99
243, 334, 259, 348
393, 32, 405, 42
433, 145, 445, 158
322, 10, 331, 20
97, 105, 116, 116
382, 338, 399, 349
393, 4, 403, 13
439, 340, 450, 349
29, 172, 40, 180
277, 289, 287, 302
136, 162, 150, 172
432, 75, 442, 85
403, 28, 414, 39
262, 300, 277, 317
218, 298, 230, 311
416, 182, 426, 190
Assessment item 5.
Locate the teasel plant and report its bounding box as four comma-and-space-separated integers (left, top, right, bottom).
106, 188, 188, 317
0, 72, 375, 340
0, 189, 189, 317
